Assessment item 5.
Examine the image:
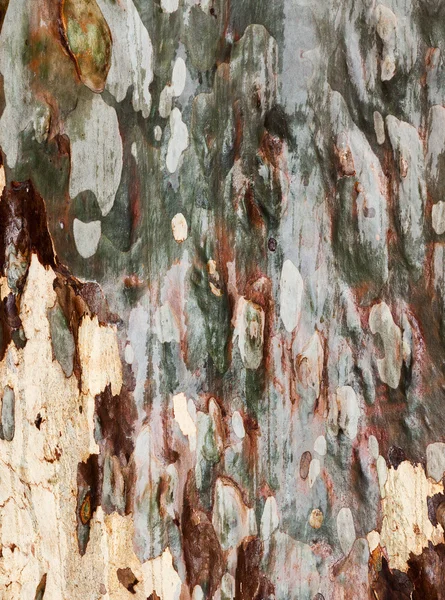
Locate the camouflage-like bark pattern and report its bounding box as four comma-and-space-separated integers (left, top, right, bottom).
1, 0, 445, 598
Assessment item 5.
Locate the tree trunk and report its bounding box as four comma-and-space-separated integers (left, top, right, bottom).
0, 0, 444, 598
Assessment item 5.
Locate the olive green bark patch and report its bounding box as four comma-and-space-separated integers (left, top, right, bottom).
48, 305, 75, 378
61, 0, 112, 93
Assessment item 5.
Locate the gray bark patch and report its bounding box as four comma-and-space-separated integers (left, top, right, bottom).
1, 385, 14, 441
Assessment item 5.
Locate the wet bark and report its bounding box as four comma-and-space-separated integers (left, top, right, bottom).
1, 0, 445, 598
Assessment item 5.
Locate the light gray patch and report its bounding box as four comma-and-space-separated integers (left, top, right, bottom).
96, 0, 153, 117
432, 202, 445, 235
160, 0, 179, 13
154, 303, 180, 344
154, 126, 163, 141
386, 115, 426, 274
375, 4, 397, 81
171, 57, 186, 97
368, 435, 379, 460
308, 458, 321, 487
369, 302, 402, 389
166, 108, 189, 174
265, 530, 320, 599
314, 435, 327, 456
65, 92, 123, 217
128, 303, 150, 415
0, 0, 34, 167
337, 507, 355, 555
281, 1, 318, 111
426, 442, 445, 482
373, 111, 385, 145
280, 259, 304, 333
232, 410, 245, 440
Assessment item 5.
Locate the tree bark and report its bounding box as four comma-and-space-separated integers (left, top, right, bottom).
0, 0, 445, 598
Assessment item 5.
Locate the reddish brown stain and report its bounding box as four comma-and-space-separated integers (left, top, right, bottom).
181, 475, 225, 596
235, 537, 274, 600
116, 567, 139, 595
300, 451, 312, 480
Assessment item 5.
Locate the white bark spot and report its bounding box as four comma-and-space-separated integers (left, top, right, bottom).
159, 84, 174, 118
166, 108, 189, 173
279, 259, 304, 333
172, 57, 187, 96
367, 530, 381, 552
171, 213, 188, 243
73, 219, 101, 259
161, 0, 179, 13
377, 455, 388, 498
308, 458, 320, 488
314, 435, 327, 456
260, 496, 279, 540
154, 125, 163, 141
124, 343, 134, 365
232, 410, 245, 439
192, 586, 204, 600
368, 435, 379, 460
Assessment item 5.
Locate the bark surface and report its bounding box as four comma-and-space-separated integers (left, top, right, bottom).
0, 0, 445, 598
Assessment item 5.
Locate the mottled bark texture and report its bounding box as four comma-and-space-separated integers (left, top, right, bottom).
2, 0, 445, 598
